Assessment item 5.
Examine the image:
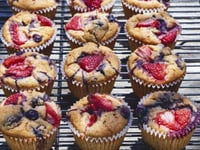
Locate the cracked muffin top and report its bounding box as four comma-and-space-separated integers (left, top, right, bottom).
128, 44, 186, 85
63, 42, 120, 84
0, 91, 61, 138
0, 51, 57, 92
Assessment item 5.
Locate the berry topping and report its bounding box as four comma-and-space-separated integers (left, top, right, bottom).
37, 15, 52, 26
25, 109, 39, 121
142, 63, 167, 80
45, 102, 61, 127
32, 34, 42, 43
119, 105, 130, 120
9, 22, 28, 46
88, 94, 113, 111
4, 93, 25, 105
155, 108, 191, 131
88, 114, 97, 127
78, 53, 104, 72
65, 16, 83, 30
159, 27, 180, 45
3, 55, 25, 68
136, 19, 160, 29
84, 0, 102, 9
136, 45, 152, 61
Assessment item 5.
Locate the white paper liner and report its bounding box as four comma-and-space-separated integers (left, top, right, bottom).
122, 0, 166, 14
67, 0, 116, 12
0, 22, 57, 53
10, 4, 57, 14
65, 24, 120, 47
67, 101, 133, 143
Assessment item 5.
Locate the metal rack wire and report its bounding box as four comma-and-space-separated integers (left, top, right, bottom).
0, 0, 200, 149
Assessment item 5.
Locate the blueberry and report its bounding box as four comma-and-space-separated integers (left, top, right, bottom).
107, 14, 117, 22
6, 114, 22, 127
157, 19, 167, 33
119, 105, 130, 120
25, 109, 39, 120
96, 20, 104, 27
32, 34, 42, 43
32, 126, 44, 138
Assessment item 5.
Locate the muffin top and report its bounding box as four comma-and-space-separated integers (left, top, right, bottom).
66, 93, 132, 137
0, 91, 61, 138
63, 42, 120, 84
0, 51, 57, 91
67, 0, 115, 11
1, 11, 56, 49
136, 91, 200, 138
125, 11, 181, 46
7, 0, 58, 11
65, 11, 120, 44
128, 44, 186, 85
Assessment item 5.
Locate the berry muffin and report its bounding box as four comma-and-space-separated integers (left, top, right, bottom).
0, 91, 61, 150
63, 42, 120, 98
0, 51, 57, 96
122, 0, 169, 19
64, 11, 120, 49
67, 0, 116, 15
7, 0, 59, 19
0, 11, 57, 56
136, 91, 200, 150
125, 11, 181, 51
66, 93, 133, 150
127, 44, 186, 98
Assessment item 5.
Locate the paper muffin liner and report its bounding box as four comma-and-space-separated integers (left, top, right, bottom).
65, 25, 120, 49
122, 0, 166, 19
138, 93, 200, 150
67, 101, 133, 150
0, 23, 57, 56
2, 127, 58, 150
10, 4, 57, 19
67, 0, 116, 15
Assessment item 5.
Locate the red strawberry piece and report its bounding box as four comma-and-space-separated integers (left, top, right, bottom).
6, 64, 33, 78
87, 114, 97, 127
45, 102, 61, 127
88, 94, 113, 111
65, 16, 83, 31
9, 22, 28, 46
84, 0, 102, 9
78, 53, 104, 72
155, 108, 191, 131
142, 63, 167, 80
158, 27, 179, 45
3, 55, 25, 68
37, 15, 52, 26
136, 45, 152, 61
3, 93, 25, 105
136, 19, 160, 29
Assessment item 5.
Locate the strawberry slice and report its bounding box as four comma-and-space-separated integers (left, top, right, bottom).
9, 22, 27, 46
78, 53, 104, 72
84, 0, 102, 9
37, 15, 52, 26
136, 19, 160, 29
158, 27, 180, 45
65, 16, 83, 31
88, 94, 113, 111
45, 102, 61, 127
3, 55, 25, 68
3, 93, 25, 105
136, 45, 152, 61
6, 64, 33, 78
155, 108, 191, 131
87, 114, 97, 127
142, 63, 167, 80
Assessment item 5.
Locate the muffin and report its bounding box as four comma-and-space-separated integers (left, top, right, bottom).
136, 91, 200, 150
0, 51, 57, 97
127, 44, 186, 98
122, 0, 168, 19
0, 11, 57, 56
63, 42, 120, 98
67, 0, 116, 15
0, 91, 61, 150
125, 11, 181, 51
64, 11, 120, 49
66, 93, 133, 150
7, 0, 58, 19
